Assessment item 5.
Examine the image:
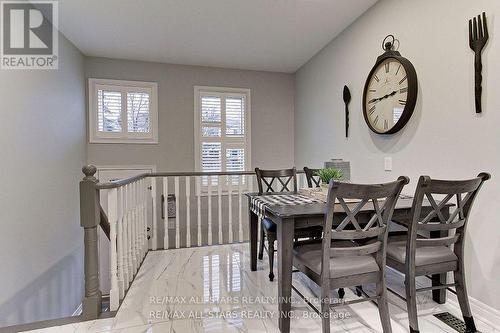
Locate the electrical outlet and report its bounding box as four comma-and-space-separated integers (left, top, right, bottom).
384, 157, 392, 171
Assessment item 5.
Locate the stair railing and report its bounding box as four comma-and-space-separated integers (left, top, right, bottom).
79, 165, 309, 319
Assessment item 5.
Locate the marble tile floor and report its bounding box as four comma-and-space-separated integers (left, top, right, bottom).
24, 244, 499, 333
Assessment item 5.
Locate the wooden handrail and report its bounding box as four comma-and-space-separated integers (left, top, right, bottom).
94, 168, 305, 190
99, 206, 110, 240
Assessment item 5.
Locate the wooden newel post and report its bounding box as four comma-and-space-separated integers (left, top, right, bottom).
80, 165, 102, 320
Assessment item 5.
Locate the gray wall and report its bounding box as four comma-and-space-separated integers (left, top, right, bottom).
85, 57, 295, 171
0, 35, 86, 326
295, 0, 500, 312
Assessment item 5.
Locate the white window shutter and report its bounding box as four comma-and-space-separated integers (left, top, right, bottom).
195, 87, 251, 183
98, 90, 122, 132
89, 78, 158, 144
127, 92, 151, 133
225, 97, 244, 137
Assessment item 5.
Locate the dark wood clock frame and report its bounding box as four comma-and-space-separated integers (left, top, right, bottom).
362, 49, 418, 134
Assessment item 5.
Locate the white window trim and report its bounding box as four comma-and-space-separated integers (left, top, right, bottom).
88, 78, 159, 144
194, 86, 252, 175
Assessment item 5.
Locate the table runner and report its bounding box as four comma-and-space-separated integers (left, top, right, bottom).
250, 194, 321, 219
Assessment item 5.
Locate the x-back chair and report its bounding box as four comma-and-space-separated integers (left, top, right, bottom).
386, 173, 490, 333
304, 167, 321, 188
303, 166, 361, 299
293, 176, 409, 333
255, 167, 322, 281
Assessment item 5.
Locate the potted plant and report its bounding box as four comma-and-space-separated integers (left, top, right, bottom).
315, 168, 343, 189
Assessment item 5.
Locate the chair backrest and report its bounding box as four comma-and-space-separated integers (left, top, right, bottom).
255, 167, 297, 194
321, 176, 409, 278
407, 173, 490, 257
303, 167, 321, 188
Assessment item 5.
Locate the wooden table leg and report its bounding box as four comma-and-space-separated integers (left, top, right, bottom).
248, 199, 258, 271
277, 217, 294, 333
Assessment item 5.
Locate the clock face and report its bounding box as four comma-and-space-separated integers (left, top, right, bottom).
365, 58, 409, 133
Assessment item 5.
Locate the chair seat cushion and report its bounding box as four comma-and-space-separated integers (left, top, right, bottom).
386, 239, 458, 266
293, 241, 380, 278
262, 218, 277, 232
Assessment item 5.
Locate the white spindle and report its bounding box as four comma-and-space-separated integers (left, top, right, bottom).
108, 188, 119, 311
196, 177, 202, 246
163, 177, 169, 249
238, 175, 243, 242
117, 187, 125, 299
248, 174, 253, 192
228, 176, 233, 243
208, 176, 213, 246
174, 177, 180, 248
136, 181, 142, 263
218, 175, 223, 245
151, 177, 157, 250
301, 173, 307, 189
141, 179, 147, 258
185, 176, 191, 248
137, 181, 142, 266
131, 181, 138, 273
125, 184, 133, 282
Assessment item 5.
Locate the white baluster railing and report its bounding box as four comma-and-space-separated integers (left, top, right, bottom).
82, 167, 307, 317
157, 173, 262, 248
104, 178, 150, 311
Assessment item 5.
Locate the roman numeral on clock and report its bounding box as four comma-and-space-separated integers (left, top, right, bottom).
385, 62, 389, 73
373, 115, 379, 126
373, 74, 380, 82
400, 87, 408, 93
384, 120, 388, 130
395, 64, 401, 75
399, 99, 406, 105
399, 75, 407, 85
369, 105, 376, 114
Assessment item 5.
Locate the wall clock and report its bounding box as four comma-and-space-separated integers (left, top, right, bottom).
362, 35, 418, 134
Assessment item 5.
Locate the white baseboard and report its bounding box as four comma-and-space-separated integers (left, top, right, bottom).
386, 267, 500, 329
447, 293, 500, 329
72, 303, 82, 316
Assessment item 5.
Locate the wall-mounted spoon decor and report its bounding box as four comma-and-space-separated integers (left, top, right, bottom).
343, 85, 351, 137
468, 12, 489, 113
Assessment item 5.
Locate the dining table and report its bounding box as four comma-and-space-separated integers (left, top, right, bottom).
246, 192, 452, 333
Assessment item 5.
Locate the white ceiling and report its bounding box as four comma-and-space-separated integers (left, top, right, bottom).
57, 0, 377, 73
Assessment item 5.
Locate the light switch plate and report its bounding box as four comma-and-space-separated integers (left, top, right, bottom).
384, 157, 392, 171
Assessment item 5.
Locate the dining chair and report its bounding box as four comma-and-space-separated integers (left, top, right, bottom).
255, 167, 322, 281
304, 166, 321, 188
304, 166, 360, 299
293, 176, 409, 333
386, 173, 490, 333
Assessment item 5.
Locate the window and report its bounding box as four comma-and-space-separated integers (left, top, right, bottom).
194, 86, 251, 186
88, 79, 158, 143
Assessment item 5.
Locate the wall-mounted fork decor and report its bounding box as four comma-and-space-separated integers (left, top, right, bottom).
468, 12, 489, 113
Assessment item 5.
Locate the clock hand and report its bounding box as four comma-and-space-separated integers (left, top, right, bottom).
380, 91, 398, 100
369, 90, 398, 104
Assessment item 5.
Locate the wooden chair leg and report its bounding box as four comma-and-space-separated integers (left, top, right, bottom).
405, 274, 419, 333
376, 280, 393, 333
321, 286, 331, 333
258, 225, 265, 260
454, 269, 476, 333
338, 288, 345, 299
267, 234, 275, 281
